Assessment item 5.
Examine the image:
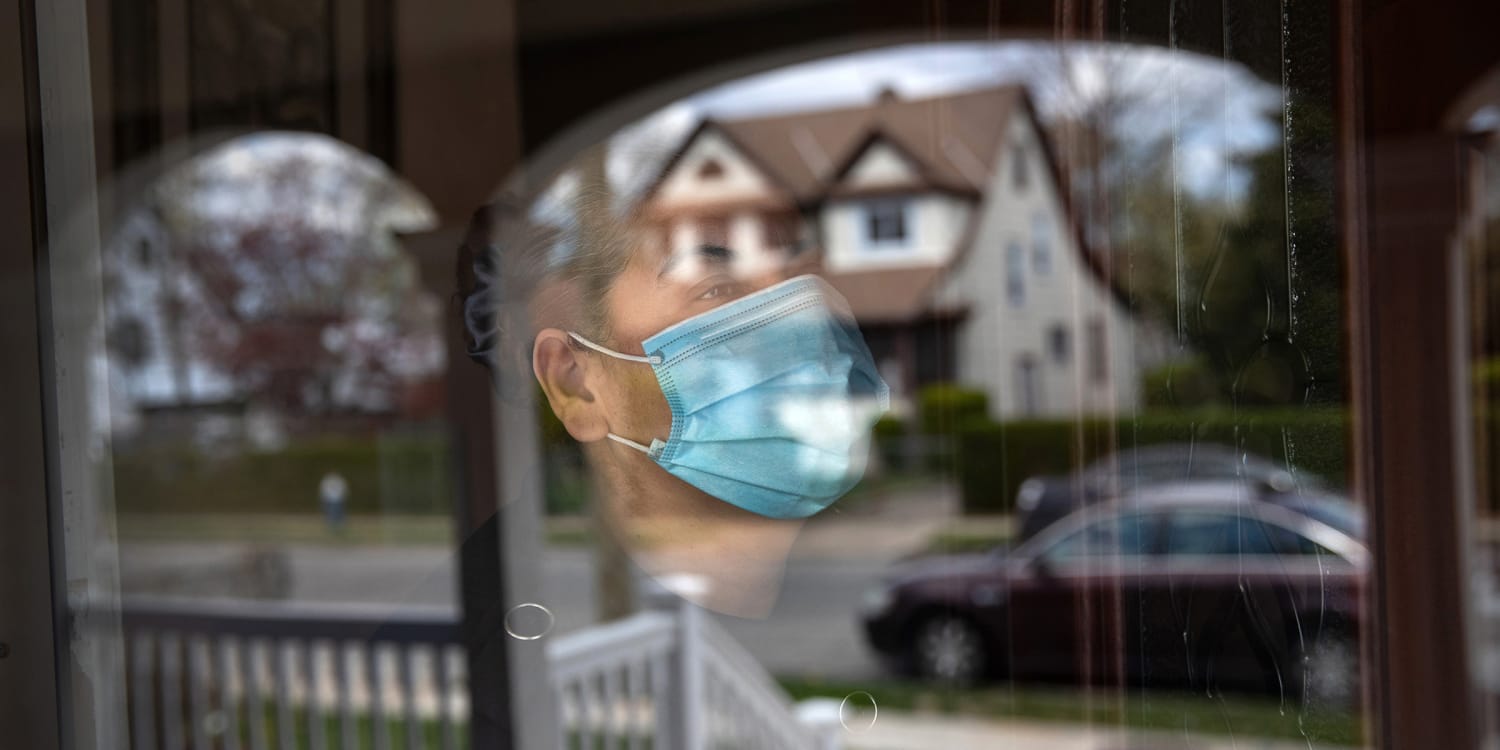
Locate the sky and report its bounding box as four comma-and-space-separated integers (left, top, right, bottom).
531, 40, 1282, 221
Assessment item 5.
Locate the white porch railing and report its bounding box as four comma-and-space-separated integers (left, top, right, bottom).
101, 592, 843, 750
548, 593, 843, 750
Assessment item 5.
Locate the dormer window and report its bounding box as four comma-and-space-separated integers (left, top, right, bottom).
864, 199, 909, 249
697, 159, 725, 180
698, 216, 729, 248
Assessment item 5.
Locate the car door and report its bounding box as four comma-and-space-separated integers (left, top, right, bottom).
1006, 509, 1163, 683
1151, 507, 1361, 696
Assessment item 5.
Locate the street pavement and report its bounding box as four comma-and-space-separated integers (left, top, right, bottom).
844, 714, 1330, 750
118, 482, 961, 680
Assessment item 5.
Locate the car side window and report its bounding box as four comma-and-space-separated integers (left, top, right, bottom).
1164, 511, 1326, 556
1043, 512, 1158, 561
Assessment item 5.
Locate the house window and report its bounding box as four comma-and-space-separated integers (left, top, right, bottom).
1048, 324, 1070, 364
1032, 211, 1051, 274
698, 216, 728, 248
763, 213, 802, 251
1006, 240, 1026, 306
1016, 355, 1042, 416
1087, 317, 1108, 383
864, 200, 909, 248
1011, 144, 1028, 190
697, 159, 725, 179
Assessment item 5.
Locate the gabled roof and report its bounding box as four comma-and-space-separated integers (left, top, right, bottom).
641, 85, 1026, 206
823, 129, 977, 199
635, 83, 1132, 319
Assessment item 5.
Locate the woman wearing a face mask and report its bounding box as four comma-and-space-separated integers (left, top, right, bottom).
465, 194, 888, 617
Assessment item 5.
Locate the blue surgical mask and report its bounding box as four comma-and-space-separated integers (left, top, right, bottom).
569, 274, 890, 519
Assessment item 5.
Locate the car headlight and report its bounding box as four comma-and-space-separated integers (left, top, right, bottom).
861, 585, 895, 614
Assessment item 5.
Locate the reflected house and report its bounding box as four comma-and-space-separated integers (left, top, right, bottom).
636, 84, 1162, 418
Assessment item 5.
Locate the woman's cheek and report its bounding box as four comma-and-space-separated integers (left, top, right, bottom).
620, 366, 673, 437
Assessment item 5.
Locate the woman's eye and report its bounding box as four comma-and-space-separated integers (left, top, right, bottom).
696, 284, 737, 301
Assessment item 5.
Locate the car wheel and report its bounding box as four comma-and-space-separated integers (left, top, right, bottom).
913, 614, 987, 684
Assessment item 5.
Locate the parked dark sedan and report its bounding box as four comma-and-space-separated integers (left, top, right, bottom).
861, 493, 1366, 703
1013, 443, 1311, 541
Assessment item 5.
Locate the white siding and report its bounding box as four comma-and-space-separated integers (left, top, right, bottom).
821, 193, 970, 272
654, 129, 779, 209
653, 127, 793, 273
934, 110, 1142, 418
842, 141, 922, 188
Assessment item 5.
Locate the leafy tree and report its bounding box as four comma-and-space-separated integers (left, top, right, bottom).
118, 134, 443, 415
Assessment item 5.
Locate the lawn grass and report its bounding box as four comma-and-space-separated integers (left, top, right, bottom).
777, 676, 1366, 746
116, 513, 597, 547
922, 515, 1013, 554
225, 704, 464, 750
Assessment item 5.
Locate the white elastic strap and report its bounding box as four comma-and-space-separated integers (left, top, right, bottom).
606, 432, 654, 455
568, 331, 661, 365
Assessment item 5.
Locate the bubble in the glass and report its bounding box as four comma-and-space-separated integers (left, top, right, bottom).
838, 691, 878, 733
503, 602, 555, 641
202, 710, 229, 737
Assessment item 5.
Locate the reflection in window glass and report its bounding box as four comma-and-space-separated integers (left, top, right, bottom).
1165, 511, 1285, 556
18, 2, 1374, 745
1045, 512, 1156, 560
1006, 240, 1025, 306
865, 200, 908, 246
1032, 211, 1051, 274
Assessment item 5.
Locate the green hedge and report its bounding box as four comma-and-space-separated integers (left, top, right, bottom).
113, 434, 454, 515
1141, 358, 1224, 408
955, 408, 1349, 514
918, 383, 990, 434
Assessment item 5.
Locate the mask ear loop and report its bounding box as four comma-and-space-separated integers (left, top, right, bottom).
605, 433, 655, 455
567, 331, 663, 365
567, 332, 665, 457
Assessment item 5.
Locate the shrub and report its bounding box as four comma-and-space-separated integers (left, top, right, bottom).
870, 415, 909, 471
917, 383, 990, 435
1142, 358, 1223, 408
955, 408, 1349, 514
113, 433, 454, 515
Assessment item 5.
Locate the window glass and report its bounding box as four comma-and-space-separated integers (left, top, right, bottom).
1032, 211, 1051, 274
1006, 240, 1026, 305
698, 216, 729, 247
865, 200, 908, 246
13, 5, 1391, 748
1044, 512, 1158, 560
1011, 144, 1029, 190
697, 158, 725, 179
1164, 511, 1318, 557
1048, 324, 1070, 364
1086, 316, 1107, 383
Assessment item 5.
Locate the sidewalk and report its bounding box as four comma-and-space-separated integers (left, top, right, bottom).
846, 712, 1344, 750
792, 480, 963, 562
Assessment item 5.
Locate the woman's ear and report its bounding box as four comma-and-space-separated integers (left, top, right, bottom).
533, 328, 609, 442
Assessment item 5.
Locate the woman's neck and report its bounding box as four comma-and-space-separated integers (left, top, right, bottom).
588, 442, 805, 618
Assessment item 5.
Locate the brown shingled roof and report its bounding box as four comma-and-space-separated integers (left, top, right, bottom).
709, 85, 1025, 202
